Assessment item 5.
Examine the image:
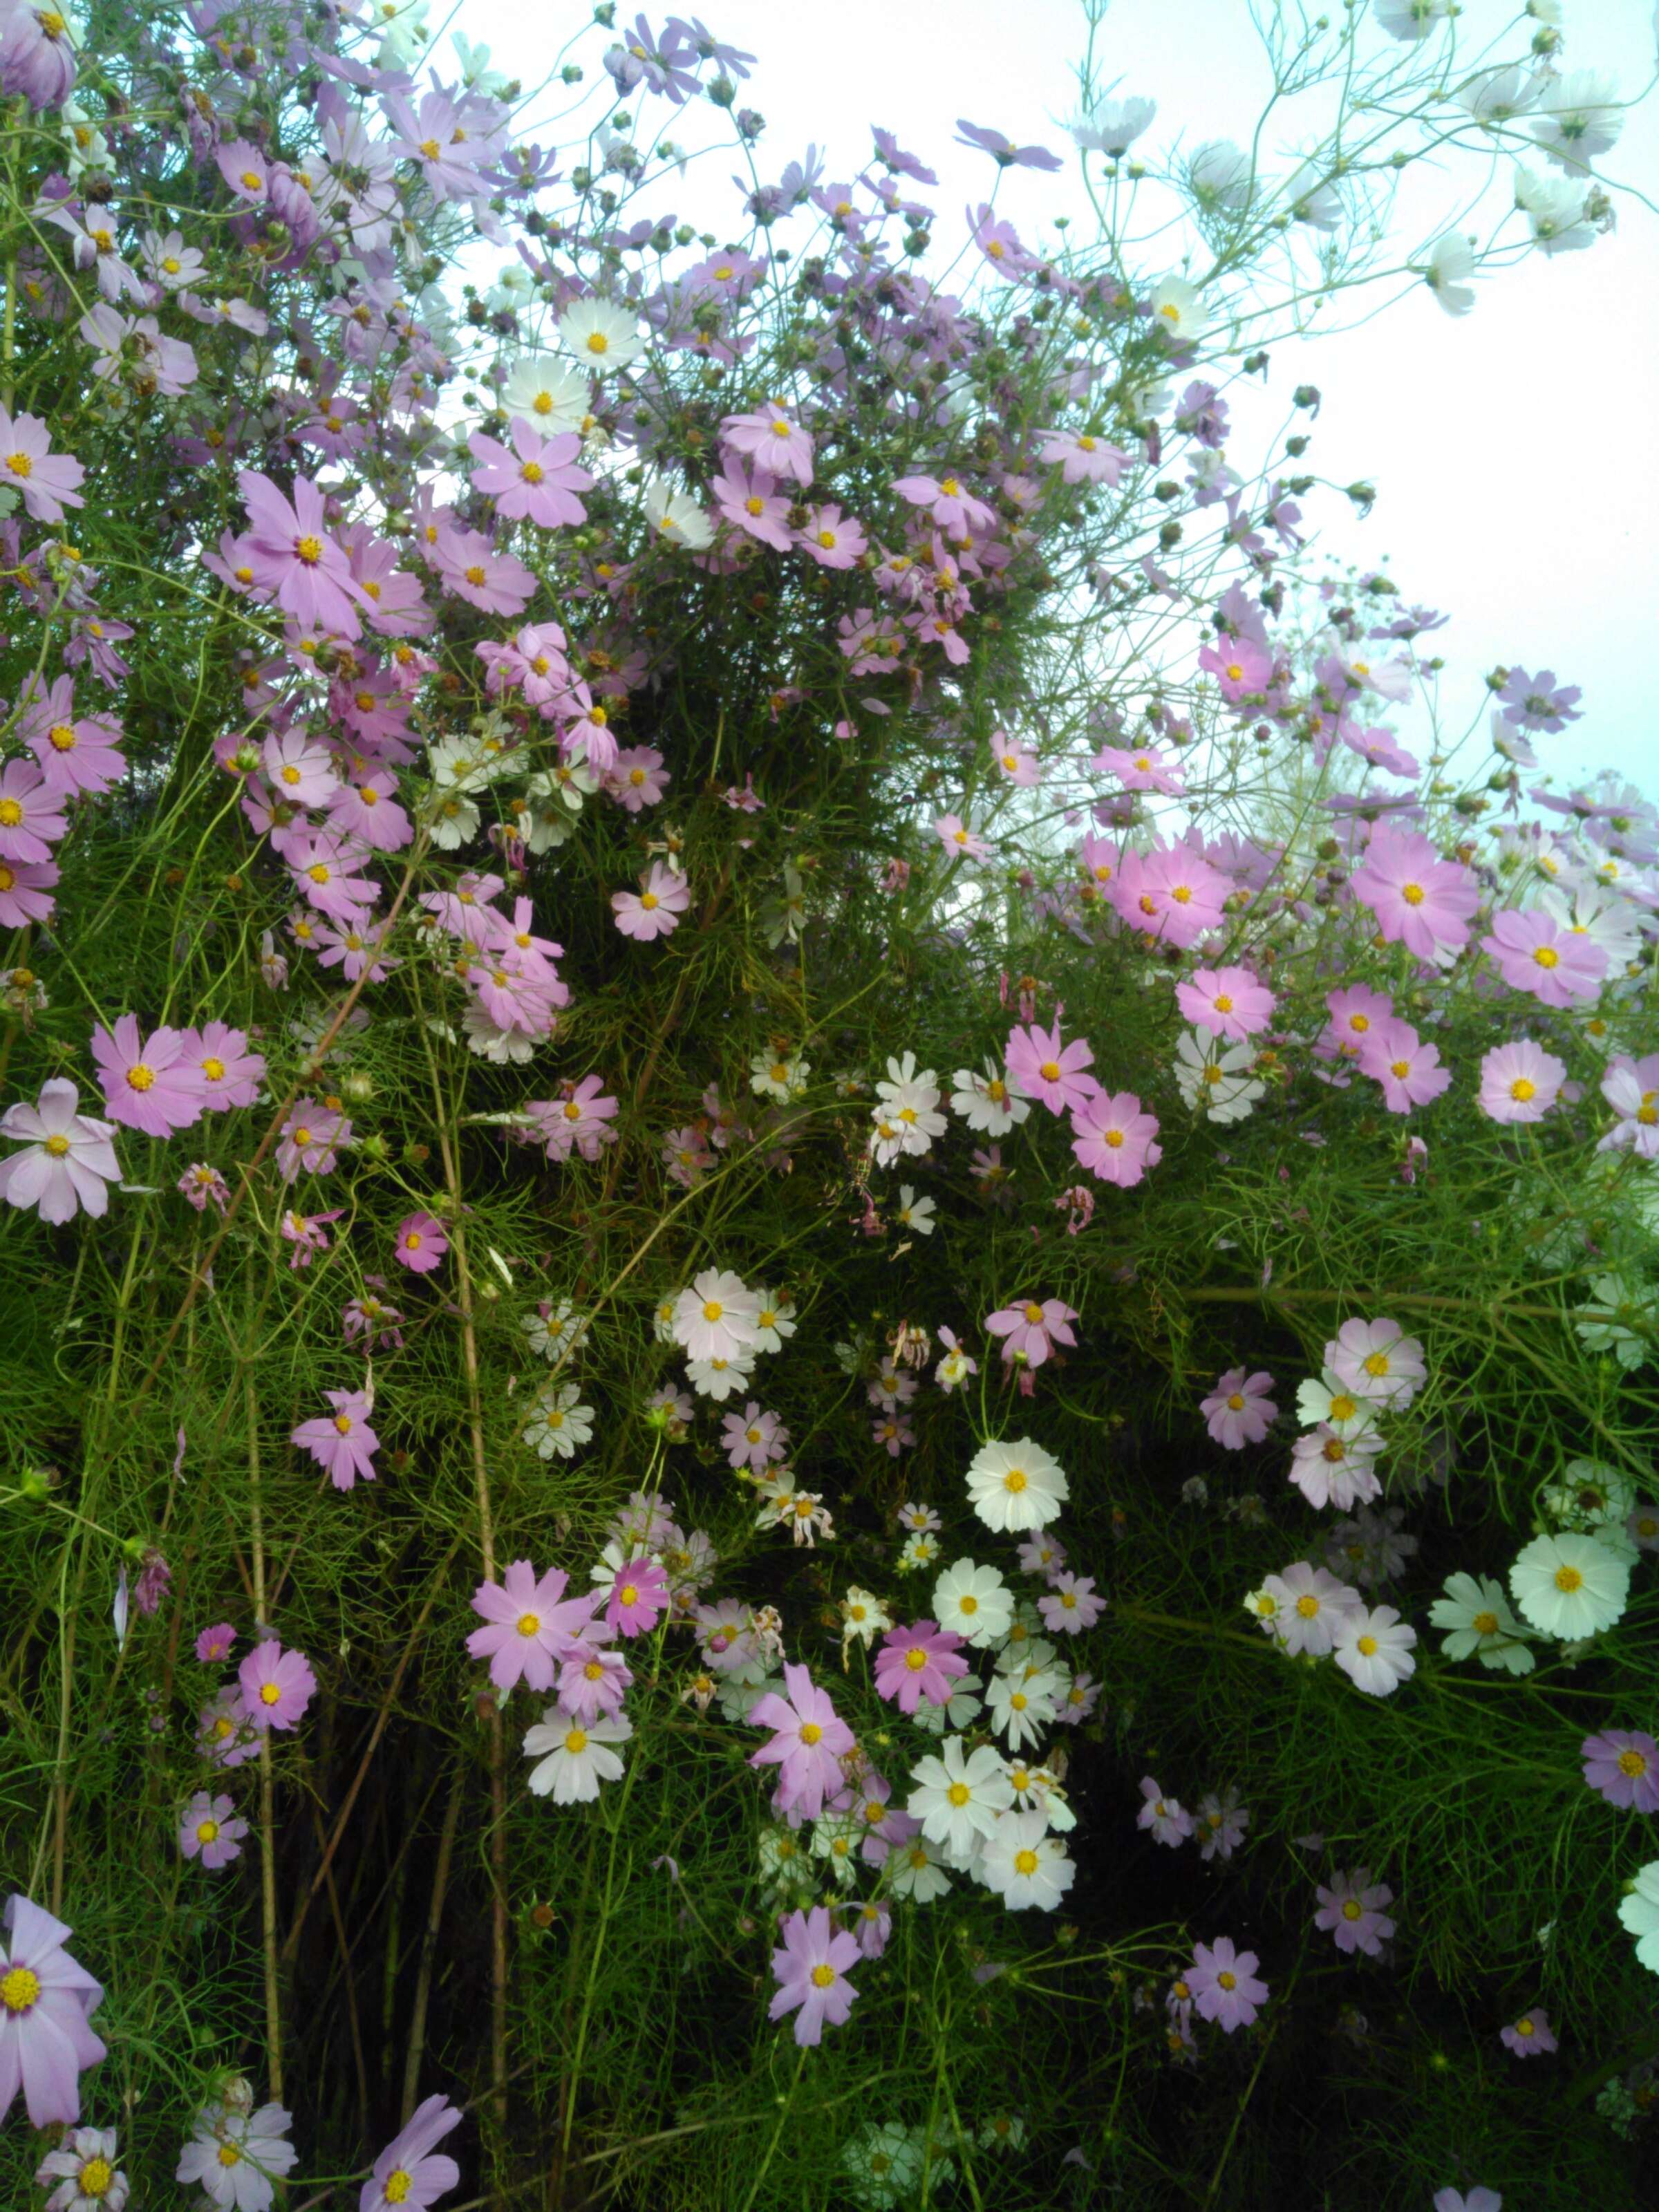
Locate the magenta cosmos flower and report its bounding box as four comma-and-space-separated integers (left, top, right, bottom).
1359, 1019, 1451, 1114
1070, 1089, 1161, 1187
721, 401, 815, 485
874, 1620, 968, 1713
276, 1098, 353, 1179
91, 1014, 207, 1137
237, 467, 366, 637
1477, 1038, 1566, 1123
1500, 2006, 1557, 2059
1350, 827, 1479, 960
469, 417, 592, 527
1580, 1727, 1659, 1812
749, 1662, 854, 1819
612, 861, 690, 941
467, 1562, 601, 1694
1314, 1867, 1395, 1956
195, 1622, 236, 1663
360, 2092, 462, 2212
985, 1295, 1078, 1368
394, 1210, 449, 1274
1600, 1053, 1659, 1158
1200, 1368, 1277, 1449
604, 1557, 671, 1636
0, 1079, 120, 1224
1005, 1017, 1100, 1115
179, 1022, 265, 1112
17, 675, 126, 798
1176, 965, 1276, 1042
768, 1905, 861, 2046
0, 406, 86, 523
292, 1390, 379, 1491
0, 1897, 107, 2128
0, 757, 67, 865
178, 1791, 249, 1872
1481, 908, 1606, 1009
238, 1639, 317, 1732
1187, 1936, 1268, 2032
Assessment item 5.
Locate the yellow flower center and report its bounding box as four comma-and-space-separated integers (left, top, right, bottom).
702, 1300, 724, 1322
259, 1682, 282, 1706
1217, 1970, 1237, 1990
1533, 946, 1559, 970
332, 1412, 353, 1435
197, 1819, 221, 1844
1295, 1595, 1320, 1618
1554, 1566, 1583, 1592
1356, 1635, 1378, 1657
240, 169, 263, 190
218, 2143, 243, 2167
958, 1593, 979, 1613
1003, 1470, 1028, 1494
44, 1134, 71, 1158
1510, 1077, 1537, 1102
5, 452, 32, 478
640, 891, 659, 910
1226, 1393, 1245, 1412
946, 1782, 971, 1807
1341, 1899, 1363, 1921
1014, 1848, 1040, 1875
385, 2174, 413, 2204
126, 1062, 156, 1092
905, 1647, 929, 1671
1038, 1060, 1062, 1082
79, 2156, 115, 2198
809, 1962, 837, 1987
1618, 1748, 1649, 1778
202, 1056, 226, 1081
563, 1727, 588, 1754
1472, 1611, 1499, 1635
799, 1721, 823, 1745
295, 534, 323, 565
49, 722, 77, 751
1517, 2016, 1535, 2038
1362, 1352, 1391, 1377
0, 1965, 41, 2012
619, 1583, 639, 1609
0, 798, 21, 826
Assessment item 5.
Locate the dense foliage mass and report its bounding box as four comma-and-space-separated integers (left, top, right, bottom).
0, 1, 1656, 2206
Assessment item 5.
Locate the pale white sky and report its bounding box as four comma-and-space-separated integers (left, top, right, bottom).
449, 0, 1658, 789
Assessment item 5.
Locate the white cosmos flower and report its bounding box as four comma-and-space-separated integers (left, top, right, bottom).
871, 1053, 946, 1166
1070, 95, 1156, 157
886, 1833, 953, 1903
1373, 0, 1454, 38
1175, 1027, 1264, 1123
964, 1436, 1069, 1533
1575, 1273, 1653, 1371
1510, 1531, 1631, 1639
1618, 1860, 1659, 1973
642, 476, 714, 550
932, 1558, 1013, 1647
750, 1290, 796, 1352
500, 352, 590, 430
1148, 274, 1210, 346
523, 1706, 632, 1803
1530, 71, 1625, 174
749, 1049, 809, 1102
950, 1061, 1029, 1136
839, 1586, 891, 1647
979, 1808, 1076, 1911
1331, 1604, 1417, 1696
1186, 138, 1254, 212
685, 1352, 756, 1402
1261, 1562, 1362, 1658
841, 2121, 932, 2211
672, 1268, 759, 1362
1424, 232, 1477, 317
1541, 1458, 1639, 1562
893, 1185, 936, 1236
1295, 1371, 1380, 1440
524, 1382, 593, 1461
1456, 64, 1543, 125
1515, 167, 1597, 256
907, 1736, 1013, 1855
557, 297, 644, 369
984, 1668, 1060, 1751
1427, 1572, 1534, 1674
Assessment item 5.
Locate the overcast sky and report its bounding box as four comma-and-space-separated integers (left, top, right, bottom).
451, 0, 1658, 790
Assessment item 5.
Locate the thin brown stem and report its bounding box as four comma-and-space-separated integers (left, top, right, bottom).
402, 1755, 467, 2126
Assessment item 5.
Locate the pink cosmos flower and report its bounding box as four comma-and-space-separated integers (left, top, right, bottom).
1288, 1427, 1383, 1512
1481, 908, 1606, 1008
769, 1905, 860, 2046
1580, 1727, 1659, 1812
797, 504, 867, 568
890, 469, 996, 535
986, 1295, 1079, 1368
1137, 1777, 1193, 1846
285, 828, 379, 921
1477, 1039, 1566, 1124
1038, 1573, 1105, 1634
281, 1206, 339, 1268
0, 1079, 120, 1224
749, 1662, 854, 1819
1093, 742, 1185, 796
1314, 1868, 1396, 1956
431, 523, 537, 617
0, 854, 60, 927
395, 1211, 449, 1274
291, 1389, 379, 1490
0, 406, 86, 523
17, 676, 125, 798
276, 1098, 352, 1179
261, 728, 337, 807
1176, 966, 1276, 1042
1006, 1018, 1100, 1116
1039, 428, 1127, 484
1196, 1788, 1250, 1862
1332, 1604, 1417, 1696
1070, 1089, 1161, 1187
935, 812, 991, 863
237, 469, 365, 637
1198, 635, 1273, 700
606, 746, 670, 813
360, 2094, 462, 2212
873, 1620, 969, 1713
1188, 1936, 1268, 2032
1112, 842, 1228, 950
1317, 984, 1395, 1065
605, 1558, 671, 1637
529, 1077, 620, 1163
467, 1562, 601, 1694
1500, 2007, 1557, 2059
848, 1898, 893, 1959
721, 1403, 788, 1472
91, 1015, 207, 1138
612, 861, 691, 941
178, 1791, 248, 1872
1350, 828, 1479, 960
237, 1638, 317, 1732
1200, 1369, 1278, 1449
469, 417, 592, 527
556, 1635, 632, 1723
0, 758, 67, 864
178, 1022, 265, 1112
1600, 1053, 1659, 1158
0, 1896, 107, 2128
195, 1622, 236, 1663
1358, 1018, 1452, 1113
722, 402, 814, 486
